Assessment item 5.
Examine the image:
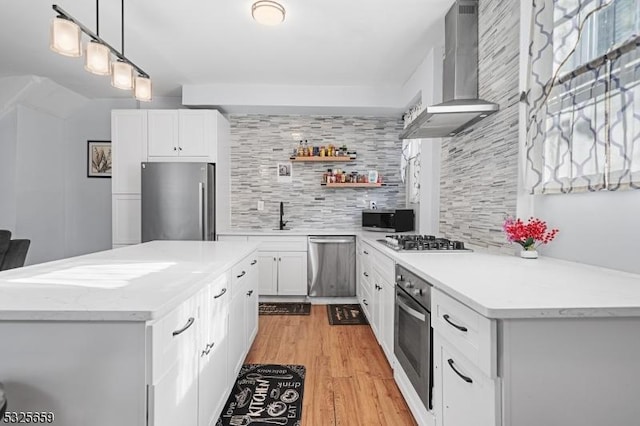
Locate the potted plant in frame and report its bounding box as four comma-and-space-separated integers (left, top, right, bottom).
503, 217, 559, 259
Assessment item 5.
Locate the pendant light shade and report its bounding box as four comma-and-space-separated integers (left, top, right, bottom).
251, 1, 286, 26
134, 75, 152, 102
85, 41, 111, 75
50, 17, 82, 57
111, 60, 133, 90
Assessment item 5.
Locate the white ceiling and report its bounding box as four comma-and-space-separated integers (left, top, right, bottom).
0, 0, 453, 99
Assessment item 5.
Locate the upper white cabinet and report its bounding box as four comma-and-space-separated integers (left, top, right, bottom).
147, 110, 219, 160
147, 110, 180, 157
111, 110, 148, 194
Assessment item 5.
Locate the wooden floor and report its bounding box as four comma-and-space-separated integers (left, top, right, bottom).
245, 304, 417, 425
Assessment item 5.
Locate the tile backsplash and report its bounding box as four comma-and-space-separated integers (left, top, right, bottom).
227, 115, 406, 230
439, 0, 520, 252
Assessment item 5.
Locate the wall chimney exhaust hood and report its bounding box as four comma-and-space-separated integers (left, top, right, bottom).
401, 0, 498, 139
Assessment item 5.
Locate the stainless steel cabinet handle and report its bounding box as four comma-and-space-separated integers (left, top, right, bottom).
246, 290, 254, 296
447, 358, 473, 383
397, 299, 426, 322
363, 299, 368, 306
201, 342, 215, 357
363, 272, 369, 277
178, 146, 182, 151
236, 271, 246, 279
251, 260, 257, 265
273, 257, 276, 262
172, 317, 195, 337
206, 342, 215, 350
213, 288, 227, 299
309, 238, 354, 244
278, 257, 281, 261
173, 147, 177, 151
443, 314, 468, 332
198, 182, 204, 240
363, 250, 369, 255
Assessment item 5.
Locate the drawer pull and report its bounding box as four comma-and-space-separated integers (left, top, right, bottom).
447, 358, 473, 383
172, 317, 195, 337
236, 271, 246, 279
201, 342, 215, 357
246, 290, 254, 297
213, 288, 227, 299
251, 259, 257, 265
443, 314, 468, 332
363, 272, 369, 277
363, 250, 369, 255
363, 299, 368, 306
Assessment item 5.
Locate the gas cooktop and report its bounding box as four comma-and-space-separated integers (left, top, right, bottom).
377, 235, 472, 252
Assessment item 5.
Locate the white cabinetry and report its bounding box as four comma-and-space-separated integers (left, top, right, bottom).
147, 110, 218, 160
111, 109, 230, 248
248, 236, 308, 296
432, 288, 500, 426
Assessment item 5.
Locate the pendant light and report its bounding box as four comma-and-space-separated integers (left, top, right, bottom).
50, 16, 81, 57
134, 75, 152, 102
251, 1, 286, 26
50, 3, 151, 99
84, 1, 110, 75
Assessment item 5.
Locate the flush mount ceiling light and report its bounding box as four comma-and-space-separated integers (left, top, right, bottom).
50, 1, 152, 101
251, 0, 286, 26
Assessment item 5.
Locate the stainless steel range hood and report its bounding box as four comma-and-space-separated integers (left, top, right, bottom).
401, 0, 499, 139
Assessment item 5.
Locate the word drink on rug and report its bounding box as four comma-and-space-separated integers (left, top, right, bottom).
217, 364, 306, 426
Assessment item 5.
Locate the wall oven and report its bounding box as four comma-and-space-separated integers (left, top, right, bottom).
394, 264, 432, 410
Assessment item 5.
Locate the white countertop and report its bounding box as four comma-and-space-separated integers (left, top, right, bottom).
359, 236, 640, 319
0, 241, 259, 322
218, 229, 365, 236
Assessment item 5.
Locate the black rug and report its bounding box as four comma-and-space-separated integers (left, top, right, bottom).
217, 364, 306, 426
259, 302, 311, 315
327, 304, 369, 325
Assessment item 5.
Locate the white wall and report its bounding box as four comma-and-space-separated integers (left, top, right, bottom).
14, 105, 66, 265
533, 191, 640, 274
0, 109, 18, 231
63, 98, 136, 258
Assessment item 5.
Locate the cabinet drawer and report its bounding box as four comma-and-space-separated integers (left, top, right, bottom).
149, 294, 199, 383
371, 248, 395, 285
231, 253, 258, 294
248, 236, 307, 251
432, 289, 497, 377
217, 235, 249, 242
359, 286, 372, 321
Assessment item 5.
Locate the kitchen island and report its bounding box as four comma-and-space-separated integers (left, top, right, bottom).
0, 241, 260, 426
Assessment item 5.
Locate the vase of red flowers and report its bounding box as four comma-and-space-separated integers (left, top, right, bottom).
503, 217, 559, 259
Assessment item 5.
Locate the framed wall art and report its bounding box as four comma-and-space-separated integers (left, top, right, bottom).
87, 140, 112, 178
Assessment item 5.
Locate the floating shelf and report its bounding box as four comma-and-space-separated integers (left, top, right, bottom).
322, 183, 383, 188
290, 156, 355, 162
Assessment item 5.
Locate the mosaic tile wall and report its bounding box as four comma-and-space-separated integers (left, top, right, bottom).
228, 115, 407, 230
439, 0, 520, 252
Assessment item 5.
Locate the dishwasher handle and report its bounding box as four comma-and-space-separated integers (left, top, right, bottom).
309, 237, 354, 244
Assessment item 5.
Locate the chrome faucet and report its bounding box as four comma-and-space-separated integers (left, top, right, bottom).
279, 202, 288, 230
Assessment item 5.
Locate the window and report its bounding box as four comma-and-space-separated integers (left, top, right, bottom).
525, 0, 640, 194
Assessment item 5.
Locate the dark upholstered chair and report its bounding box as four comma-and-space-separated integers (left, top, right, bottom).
0, 230, 10, 267
0, 240, 30, 271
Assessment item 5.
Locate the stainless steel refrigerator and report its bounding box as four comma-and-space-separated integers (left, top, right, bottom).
141, 162, 216, 242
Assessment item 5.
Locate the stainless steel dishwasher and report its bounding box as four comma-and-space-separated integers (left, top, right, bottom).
308, 236, 356, 297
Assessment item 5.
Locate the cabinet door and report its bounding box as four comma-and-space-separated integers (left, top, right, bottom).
112, 195, 140, 245
380, 279, 395, 363
148, 110, 179, 157
228, 283, 247, 379
111, 110, 147, 194
245, 260, 259, 348
198, 276, 230, 426
370, 270, 382, 342
435, 333, 499, 426
179, 110, 213, 158
257, 252, 278, 295
277, 251, 308, 295
148, 306, 199, 426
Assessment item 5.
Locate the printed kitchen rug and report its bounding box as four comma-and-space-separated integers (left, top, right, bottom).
258, 302, 311, 315
217, 364, 306, 426
327, 304, 369, 325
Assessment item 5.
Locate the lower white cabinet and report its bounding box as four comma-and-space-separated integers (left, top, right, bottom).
434, 332, 499, 426
257, 251, 307, 295
371, 269, 395, 362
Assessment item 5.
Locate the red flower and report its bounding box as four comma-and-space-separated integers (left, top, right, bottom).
503, 217, 559, 250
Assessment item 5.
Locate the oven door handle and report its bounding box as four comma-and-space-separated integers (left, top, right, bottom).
397, 298, 426, 322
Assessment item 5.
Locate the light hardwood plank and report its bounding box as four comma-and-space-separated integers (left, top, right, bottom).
245, 304, 416, 425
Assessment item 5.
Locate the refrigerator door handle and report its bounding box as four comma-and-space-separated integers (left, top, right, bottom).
198, 182, 204, 240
